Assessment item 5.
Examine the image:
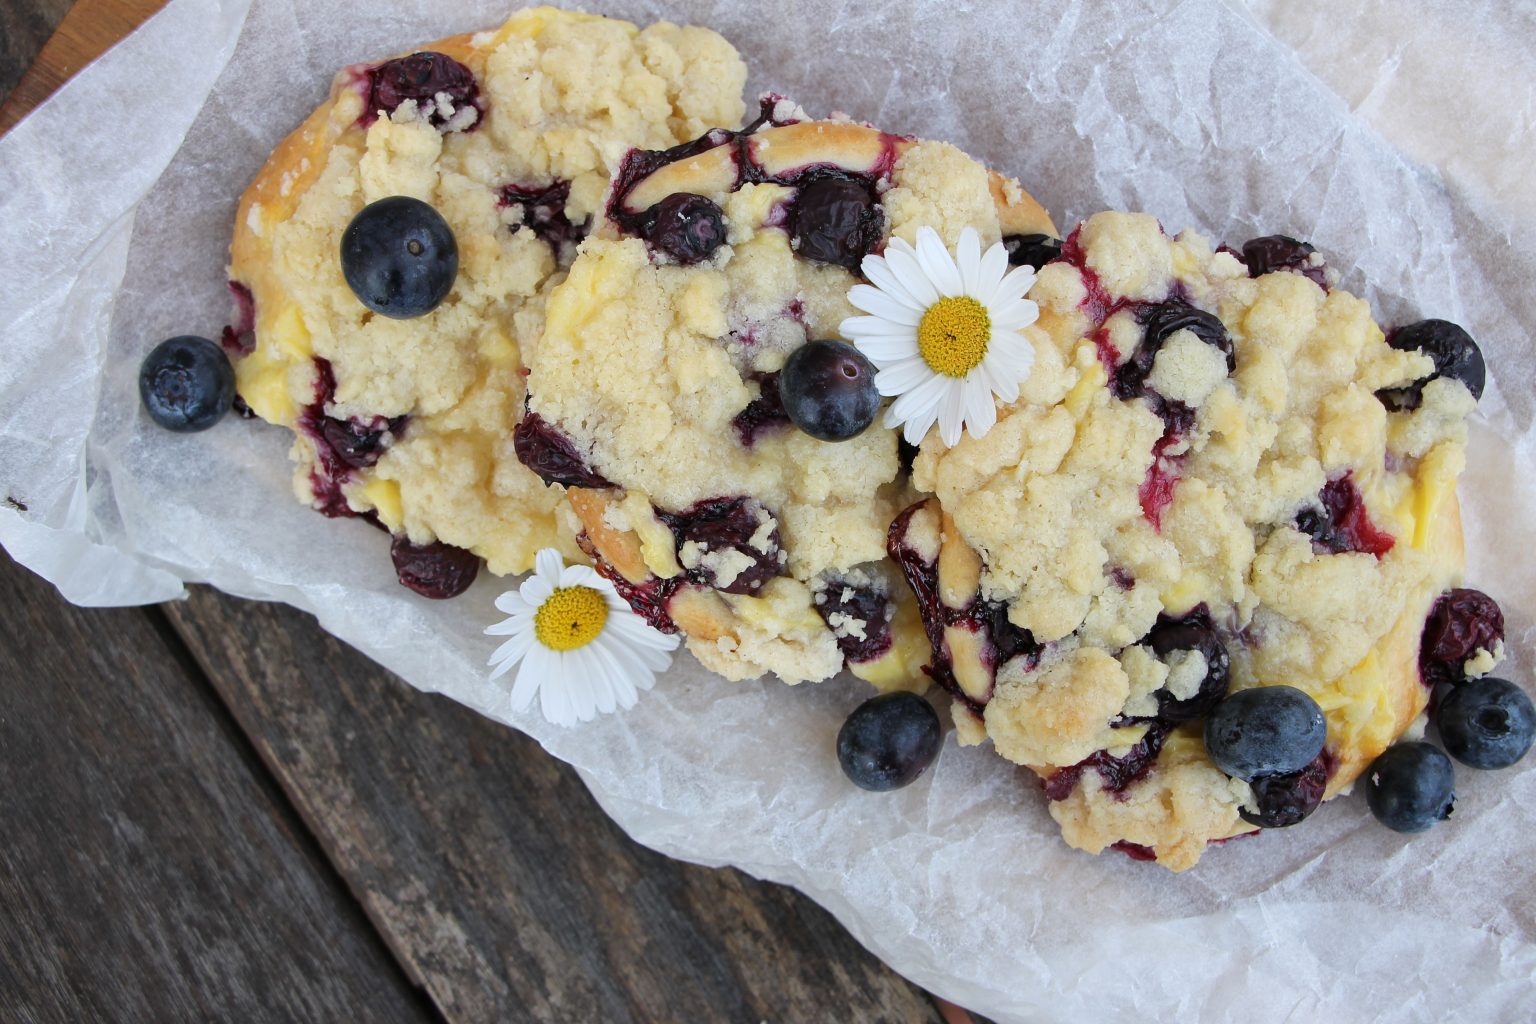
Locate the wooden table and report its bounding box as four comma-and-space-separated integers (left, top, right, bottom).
0, 4, 976, 1020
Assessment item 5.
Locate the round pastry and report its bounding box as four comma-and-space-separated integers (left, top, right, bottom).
226, 7, 748, 593
518, 110, 1057, 684
891, 211, 1499, 869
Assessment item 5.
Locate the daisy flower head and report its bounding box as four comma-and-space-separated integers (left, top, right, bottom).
840, 226, 1039, 447
485, 549, 680, 727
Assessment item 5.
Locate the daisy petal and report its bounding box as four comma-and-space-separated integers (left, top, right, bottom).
485, 612, 535, 636
938, 383, 968, 447
519, 575, 554, 607
860, 256, 927, 312
495, 590, 532, 615
854, 335, 922, 365
990, 298, 1040, 331
840, 315, 921, 342
510, 645, 550, 712
886, 368, 952, 412
874, 357, 934, 396
916, 228, 963, 298
848, 285, 923, 325
956, 227, 982, 296
884, 247, 941, 308
994, 264, 1038, 303
534, 548, 564, 584
963, 375, 997, 439
489, 632, 535, 672
977, 242, 1010, 300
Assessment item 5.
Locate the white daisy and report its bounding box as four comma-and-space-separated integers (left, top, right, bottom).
485, 548, 680, 727
840, 226, 1039, 447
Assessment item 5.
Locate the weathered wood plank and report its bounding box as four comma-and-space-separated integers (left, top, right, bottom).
0, 0, 164, 136
0, 553, 436, 1024
163, 585, 947, 1023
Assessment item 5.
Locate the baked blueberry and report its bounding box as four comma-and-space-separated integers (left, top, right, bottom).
1114, 298, 1233, 400
836, 692, 942, 791
1240, 752, 1329, 828
1002, 233, 1062, 269
1420, 588, 1504, 687
788, 175, 884, 270
644, 193, 725, 264
1436, 677, 1535, 770
340, 196, 458, 319
1144, 607, 1230, 722
1388, 319, 1485, 402
364, 51, 481, 131
659, 496, 786, 595
390, 536, 480, 599
778, 340, 880, 441
139, 335, 236, 432
512, 411, 616, 489
1204, 685, 1327, 781
1365, 742, 1455, 833
1239, 234, 1327, 288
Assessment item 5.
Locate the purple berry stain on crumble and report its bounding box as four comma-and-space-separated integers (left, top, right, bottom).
297, 358, 409, 518
731, 371, 792, 447
499, 180, 585, 258
512, 410, 616, 490
1295, 473, 1395, 558
657, 496, 786, 595
887, 502, 1041, 716
1420, 588, 1504, 687
220, 281, 256, 357
813, 574, 895, 664
575, 534, 682, 635
357, 52, 483, 132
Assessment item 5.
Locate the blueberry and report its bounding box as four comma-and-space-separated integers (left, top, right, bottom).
778, 340, 880, 442
836, 692, 942, 791
1436, 677, 1535, 770
340, 196, 458, 319
657, 496, 786, 595
1387, 319, 1486, 402
1420, 588, 1504, 687
138, 335, 236, 432
789, 175, 884, 270
364, 52, 480, 130
1204, 685, 1327, 781
512, 411, 616, 490
1144, 606, 1230, 723
1239, 752, 1329, 828
1239, 235, 1328, 288
1113, 298, 1233, 401
644, 193, 725, 264
1002, 233, 1062, 269
1365, 742, 1455, 833
390, 536, 479, 599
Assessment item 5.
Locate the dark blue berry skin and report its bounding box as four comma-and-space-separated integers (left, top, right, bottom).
340, 196, 458, 319
644, 193, 725, 264
1436, 678, 1535, 770
837, 692, 941, 791
778, 340, 880, 442
1387, 319, 1486, 402
1204, 685, 1327, 782
789, 175, 884, 270
138, 335, 235, 432
1002, 233, 1062, 269
1365, 742, 1455, 833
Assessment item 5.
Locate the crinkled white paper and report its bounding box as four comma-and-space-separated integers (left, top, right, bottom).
2, 1, 1534, 1019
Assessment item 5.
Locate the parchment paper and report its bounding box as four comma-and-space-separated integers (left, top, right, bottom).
2, 1, 1534, 1019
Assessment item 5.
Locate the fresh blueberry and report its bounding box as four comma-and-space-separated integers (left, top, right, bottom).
1420, 588, 1505, 687
340, 196, 458, 319
1365, 742, 1455, 833
138, 335, 236, 432
789, 175, 884, 270
1239, 752, 1329, 828
644, 193, 725, 264
1002, 233, 1062, 269
836, 692, 942, 791
1204, 685, 1327, 781
778, 340, 880, 442
390, 536, 479, 599
1436, 677, 1535, 770
1239, 235, 1328, 288
1386, 319, 1486, 402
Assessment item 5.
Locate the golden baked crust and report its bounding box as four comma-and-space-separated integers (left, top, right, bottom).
891, 211, 1485, 869
227, 7, 747, 577
525, 118, 1054, 684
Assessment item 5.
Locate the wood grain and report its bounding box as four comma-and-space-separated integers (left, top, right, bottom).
0, 0, 165, 136
0, 553, 435, 1023
162, 586, 947, 1023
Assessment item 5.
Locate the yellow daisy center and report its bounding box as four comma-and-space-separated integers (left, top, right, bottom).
534, 586, 609, 652
917, 296, 991, 378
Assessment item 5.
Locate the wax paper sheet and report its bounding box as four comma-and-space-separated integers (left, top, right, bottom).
2, 1, 1534, 1019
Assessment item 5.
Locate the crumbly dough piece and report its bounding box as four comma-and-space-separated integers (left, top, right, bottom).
525, 118, 1055, 683
228, 7, 747, 576
893, 211, 1482, 869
